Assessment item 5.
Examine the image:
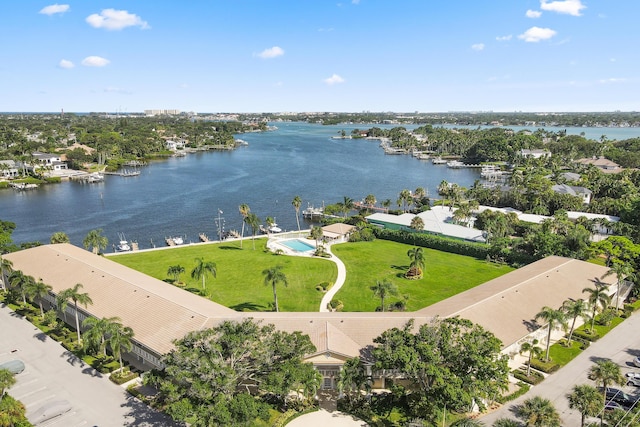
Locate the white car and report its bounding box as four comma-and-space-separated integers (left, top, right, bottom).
627, 372, 640, 387
30, 400, 71, 425
634, 356, 640, 368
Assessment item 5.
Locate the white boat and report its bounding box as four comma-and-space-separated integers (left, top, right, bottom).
116, 233, 131, 252
172, 236, 184, 245
446, 160, 465, 168
431, 157, 447, 164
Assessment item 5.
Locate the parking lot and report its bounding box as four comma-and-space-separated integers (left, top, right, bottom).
480, 310, 640, 426
0, 303, 179, 427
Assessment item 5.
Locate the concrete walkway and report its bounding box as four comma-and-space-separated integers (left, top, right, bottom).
287, 409, 368, 427
319, 242, 348, 312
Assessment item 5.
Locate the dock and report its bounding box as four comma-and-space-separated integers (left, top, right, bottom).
10, 182, 38, 190
199, 233, 209, 242
353, 201, 389, 213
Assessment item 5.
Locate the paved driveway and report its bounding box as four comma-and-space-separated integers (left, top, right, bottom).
480, 311, 640, 426
287, 409, 368, 427
0, 303, 179, 427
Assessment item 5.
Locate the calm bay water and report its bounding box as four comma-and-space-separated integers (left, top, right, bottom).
1, 122, 639, 249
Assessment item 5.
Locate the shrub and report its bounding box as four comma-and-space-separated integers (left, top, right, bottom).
512, 369, 544, 385
572, 328, 600, 342
496, 382, 531, 404
529, 358, 560, 373
110, 368, 138, 385
328, 299, 344, 312
597, 308, 617, 326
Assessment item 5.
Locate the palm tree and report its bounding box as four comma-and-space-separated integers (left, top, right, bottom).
516, 396, 561, 427
582, 282, 611, 332
56, 283, 93, 344
262, 265, 288, 312
336, 196, 355, 218
109, 322, 134, 372
409, 215, 424, 238
245, 212, 260, 250
83, 228, 108, 254
238, 204, 250, 248
0, 256, 13, 293
167, 265, 185, 283
567, 384, 603, 427
364, 194, 376, 209
562, 299, 590, 345
535, 306, 567, 362
589, 359, 624, 404
9, 271, 32, 304
49, 231, 70, 244
292, 195, 302, 233
370, 279, 398, 312
25, 278, 52, 319
82, 316, 121, 356
406, 246, 425, 278
603, 261, 634, 309
190, 257, 217, 290
520, 338, 542, 376
0, 394, 26, 427
0, 368, 16, 397
310, 226, 323, 247
398, 189, 412, 212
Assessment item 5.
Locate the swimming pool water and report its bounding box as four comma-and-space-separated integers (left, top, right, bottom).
281, 239, 315, 252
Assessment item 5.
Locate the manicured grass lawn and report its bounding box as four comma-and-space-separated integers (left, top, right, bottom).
548, 340, 584, 366
331, 240, 514, 312
111, 238, 337, 312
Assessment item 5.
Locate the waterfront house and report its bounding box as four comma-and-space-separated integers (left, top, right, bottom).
575, 156, 622, 173
551, 183, 592, 204
0, 160, 20, 178
519, 149, 551, 159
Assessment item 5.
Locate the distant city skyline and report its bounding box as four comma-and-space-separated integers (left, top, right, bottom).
2, 1, 638, 113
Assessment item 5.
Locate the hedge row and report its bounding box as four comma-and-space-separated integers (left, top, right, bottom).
496, 382, 531, 404
374, 228, 490, 258
512, 369, 544, 385
529, 358, 560, 374
572, 329, 600, 342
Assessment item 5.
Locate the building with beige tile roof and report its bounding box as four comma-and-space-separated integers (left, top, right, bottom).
2, 243, 616, 385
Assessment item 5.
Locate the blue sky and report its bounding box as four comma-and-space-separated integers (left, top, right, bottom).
2, 1, 638, 113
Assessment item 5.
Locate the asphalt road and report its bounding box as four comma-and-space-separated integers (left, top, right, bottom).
0, 303, 179, 427
480, 310, 640, 426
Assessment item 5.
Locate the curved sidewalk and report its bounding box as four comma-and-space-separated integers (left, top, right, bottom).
319, 243, 347, 312
287, 409, 367, 427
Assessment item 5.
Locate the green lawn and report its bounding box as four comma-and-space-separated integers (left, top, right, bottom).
331, 240, 514, 311
111, 238, 514, 313
111, 238, 337, 312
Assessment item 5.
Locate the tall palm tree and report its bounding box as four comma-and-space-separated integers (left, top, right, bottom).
516, 396, 561, 427
262, 265, 288, 312
535, 306, 567, 362
0, 368, 16, 397
0, 256, 14, 292
190, 257, 217, 290
370, 279, 398, 312
520, 338, 542, 376
562, 299, 590, 345
310, 226, 323, 247
337, 196, 355, 217
109, 322, 134, 372
582, 282, 611, 332
82, 316, 121, 356
167, 265, 185, 283
589, 359, 624, 405
603, 261, 634, 309
56, 283, 93, 344
364, 194, 376, 209
292, 195, 302, 233
567, 384, 602, 427
25, 278, 52, 319
9, 271, 32, 304
238, 204, 250, 248
245, 212, 260, 250
49, 231, 70, 244
83, 228, 108, 254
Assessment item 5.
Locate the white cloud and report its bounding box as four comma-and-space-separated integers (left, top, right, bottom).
540, 0, 586, 16
599, 78, 626, 84
256, 46, 284, 59
86, 9, 150, 30
526, 10, 542, 18
518, 27, 557, 42
352, 0, 360, 4
39, 4, 69, 15
58, 59, 74, 69
471, 43, 485, 51
81, 56, 110, 67
323, 74, 345, 85
496, 35, 512, 41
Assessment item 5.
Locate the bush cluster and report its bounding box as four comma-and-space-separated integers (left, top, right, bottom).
529, 358, 560, 374
512, 369, 544, 385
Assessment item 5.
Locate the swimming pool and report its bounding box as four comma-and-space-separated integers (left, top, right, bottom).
280, 239, 315, 252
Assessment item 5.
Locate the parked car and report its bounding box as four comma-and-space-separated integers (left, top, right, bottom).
30, 400, 72, 425
626, 372, 640, 387
0, 359, 25, 374
633, 356, 640, 368
599, 387, 637, 409
604, 401, 624, 411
